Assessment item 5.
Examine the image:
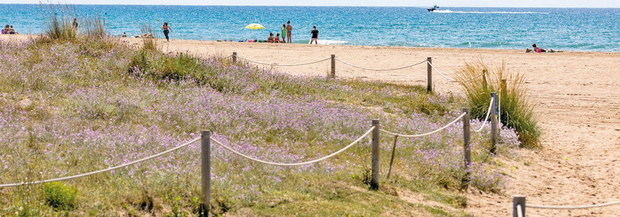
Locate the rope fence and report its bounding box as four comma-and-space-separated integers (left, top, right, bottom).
0, 137, 200, 188
0, 103, 500, 215
512, 195, 620, 217
229, 52, 453, 86
380, 112, 466, 138
209, 127, 374, 166
237, 55, 331, 67
475, 97, 495, 132
0, 52, 519, 215
335, 59, 428, 71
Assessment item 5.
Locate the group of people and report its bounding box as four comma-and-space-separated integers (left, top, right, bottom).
1, 25, 18, 34
266, 21, 319, 44
266, 21, 293, 43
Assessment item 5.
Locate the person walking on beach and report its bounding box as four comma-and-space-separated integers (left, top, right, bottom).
286, 21, 293, 43
281, 24, 288, 43
309, 26, 319, 44
162, 22, 171, 42
72, 18, 79, 30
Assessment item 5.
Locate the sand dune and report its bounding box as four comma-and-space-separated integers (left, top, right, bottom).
3, 34, 619, 216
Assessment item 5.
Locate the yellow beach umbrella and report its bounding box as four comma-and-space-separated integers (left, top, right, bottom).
245, 23, 265, 30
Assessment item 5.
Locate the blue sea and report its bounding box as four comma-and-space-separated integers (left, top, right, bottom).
1, 4, 619, 51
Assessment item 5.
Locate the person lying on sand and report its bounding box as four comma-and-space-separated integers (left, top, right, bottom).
134, 33, 154, 38
526, 44, 560, 53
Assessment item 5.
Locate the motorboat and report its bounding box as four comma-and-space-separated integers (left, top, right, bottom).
427, 5, 439, 12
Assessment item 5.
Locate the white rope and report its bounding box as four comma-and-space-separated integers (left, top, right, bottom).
238, 56, 331, 67
210, 127, 375, 166
426, 61, 456, 82
474, 97, 495, 132
380, 113, 466, 138
527, 200, 620, 209
336, 59, 427, 71
0, 137, 200, 188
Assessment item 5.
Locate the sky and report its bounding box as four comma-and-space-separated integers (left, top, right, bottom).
0, 0, 619, 8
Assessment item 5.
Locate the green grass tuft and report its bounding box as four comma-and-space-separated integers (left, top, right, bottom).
456, 61, 541, 147
42, 182, 78, 210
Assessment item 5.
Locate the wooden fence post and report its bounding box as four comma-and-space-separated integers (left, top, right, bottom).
461, 109, 471, 190
490, 92, 498, 155
232, 52, 237, 64
370, 119, 380, 190
200, 131, 212, 217
330, 54, 336, 79
427, 57, 433, 92
513, 195, 526, 217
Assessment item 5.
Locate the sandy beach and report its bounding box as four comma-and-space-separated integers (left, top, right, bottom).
3, 34, 619, 216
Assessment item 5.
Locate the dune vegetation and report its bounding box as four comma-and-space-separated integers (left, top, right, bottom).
0, 19, 525, 216
455, 62, 540, 148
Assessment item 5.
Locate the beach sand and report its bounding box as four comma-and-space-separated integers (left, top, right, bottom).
4, 35, 620, 216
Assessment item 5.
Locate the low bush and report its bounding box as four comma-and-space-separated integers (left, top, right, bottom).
42, 182, 78, 210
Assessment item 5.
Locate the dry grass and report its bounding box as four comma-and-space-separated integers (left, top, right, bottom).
45, 14, 77, 41
140, 25, 157, 51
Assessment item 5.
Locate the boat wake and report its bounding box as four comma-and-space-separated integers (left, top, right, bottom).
432, 10, 547, 14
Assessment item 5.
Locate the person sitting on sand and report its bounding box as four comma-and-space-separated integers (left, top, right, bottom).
267, 32, 275, 43
7, 25, 17, 34
1, 25, 9, 34
275, 33, 281, 43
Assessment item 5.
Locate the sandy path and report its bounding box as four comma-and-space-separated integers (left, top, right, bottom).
4, 35, 619, 216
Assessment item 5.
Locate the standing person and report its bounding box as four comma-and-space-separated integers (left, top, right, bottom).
309, 26, 319, 44
280, 24, 288, 43
286, 21, 293, 43
1, 25, 9, 34
162, 22, 171, 42
72, 18, 78, 30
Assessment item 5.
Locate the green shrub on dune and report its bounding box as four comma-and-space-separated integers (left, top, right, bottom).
43, 182, 78, 210
456, 61, 541, 147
